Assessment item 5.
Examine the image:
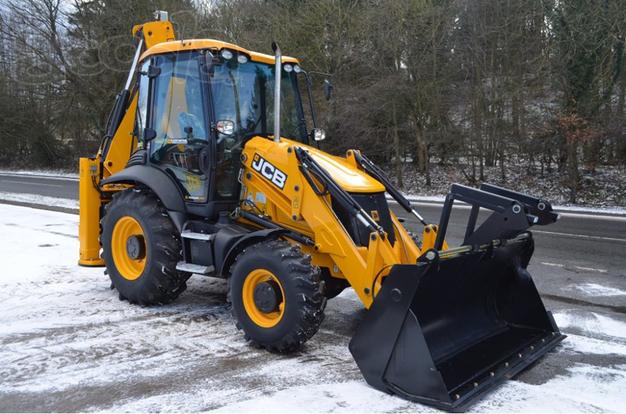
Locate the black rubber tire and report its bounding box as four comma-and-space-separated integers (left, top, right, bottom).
101, 188, 189, 306
229, 239, 326, 353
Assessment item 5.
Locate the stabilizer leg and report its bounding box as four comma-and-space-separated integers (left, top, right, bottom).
78, 157, 105, 267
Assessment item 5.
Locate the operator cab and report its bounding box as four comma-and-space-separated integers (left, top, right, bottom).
134, 41, 314, 219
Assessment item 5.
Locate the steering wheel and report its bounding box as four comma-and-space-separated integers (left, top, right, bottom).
152, 137, 209, 170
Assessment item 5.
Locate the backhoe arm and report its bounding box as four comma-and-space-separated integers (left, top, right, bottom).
78, 12, 175, 266
100, 14, 176, 177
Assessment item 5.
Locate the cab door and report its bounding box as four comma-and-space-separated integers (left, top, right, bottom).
145, 51, 211, 203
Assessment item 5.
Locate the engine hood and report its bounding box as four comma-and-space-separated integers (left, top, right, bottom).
292, 141, 385, 193
245, 137, 385, 193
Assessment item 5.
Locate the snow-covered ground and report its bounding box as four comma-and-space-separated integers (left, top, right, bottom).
0, 169, 78, 180
0, 191, 79, 210
1, 203, 626, 412
397, 195, 626, 216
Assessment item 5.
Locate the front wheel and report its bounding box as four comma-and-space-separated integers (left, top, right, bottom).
229, 240, 326, 353
101, 188, 189, 305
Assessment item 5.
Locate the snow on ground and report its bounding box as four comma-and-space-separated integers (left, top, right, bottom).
0, 191, 78, 210
0, 169, 78, 179
390, 195, 626, 215
556, 311, 626, 341
546, 204, 626, 215
473, 363, 626, 413
569, 283, 626, 298
400, 194, 626, 216
207, 355, 626, 414
5, 187, 625, 217
1, 203, 625, 412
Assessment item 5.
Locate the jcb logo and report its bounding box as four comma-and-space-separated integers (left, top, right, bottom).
251, 154, 287, 189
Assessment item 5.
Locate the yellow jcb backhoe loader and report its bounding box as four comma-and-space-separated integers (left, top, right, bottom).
78, 12, 565, 411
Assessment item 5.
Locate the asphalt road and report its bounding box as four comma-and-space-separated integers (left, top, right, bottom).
1, 171, 625, 313
0, 173, 78, 199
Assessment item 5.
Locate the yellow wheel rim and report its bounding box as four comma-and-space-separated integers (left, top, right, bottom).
242, 269, 285, 328
111, 216, 146, 281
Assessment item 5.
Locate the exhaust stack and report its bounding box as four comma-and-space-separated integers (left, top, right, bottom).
272, 42, 281, 142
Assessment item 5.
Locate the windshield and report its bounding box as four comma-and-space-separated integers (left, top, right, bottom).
210, 56, 307, 143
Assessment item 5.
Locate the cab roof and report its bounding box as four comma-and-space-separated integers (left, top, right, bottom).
140, 39, 299, 65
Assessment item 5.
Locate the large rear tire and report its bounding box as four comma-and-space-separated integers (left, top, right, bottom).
229, 239, 326, 353
101, 188, 189, 305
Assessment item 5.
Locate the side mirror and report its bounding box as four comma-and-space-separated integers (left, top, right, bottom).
311, 128, 326, 142
323, 79, 333, 101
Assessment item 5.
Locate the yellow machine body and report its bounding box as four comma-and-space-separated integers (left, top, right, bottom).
78, 14, 564, 412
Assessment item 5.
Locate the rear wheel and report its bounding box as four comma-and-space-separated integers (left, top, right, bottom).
101, 189, 189, 305
229, 240, 326, 353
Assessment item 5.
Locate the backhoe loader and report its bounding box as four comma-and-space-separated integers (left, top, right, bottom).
79, 12, 565, 411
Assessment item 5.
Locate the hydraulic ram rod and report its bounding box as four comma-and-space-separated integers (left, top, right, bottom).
101, 37, 144, 159
353, 151, 427, 226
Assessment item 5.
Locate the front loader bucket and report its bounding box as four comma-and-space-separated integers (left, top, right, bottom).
349, 236, 565, 412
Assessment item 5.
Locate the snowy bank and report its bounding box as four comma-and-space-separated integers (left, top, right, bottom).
0, 169, 78, 180
0, 204, 625, 412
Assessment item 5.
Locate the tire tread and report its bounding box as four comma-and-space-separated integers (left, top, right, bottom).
229, 239, 326, 353
101, 188, 188, 306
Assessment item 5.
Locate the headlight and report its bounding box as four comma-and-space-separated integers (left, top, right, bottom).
294, 65, 302, 73
237, 54, 248, 64
283, 64, 293, 72
220, 49, 233, 60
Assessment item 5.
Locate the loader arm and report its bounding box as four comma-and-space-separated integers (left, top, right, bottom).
239, 137, 413, 307
100, 17, 176, 177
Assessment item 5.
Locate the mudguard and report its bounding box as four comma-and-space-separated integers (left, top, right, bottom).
101, 165, 186, 213
217, 228, 288, 276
